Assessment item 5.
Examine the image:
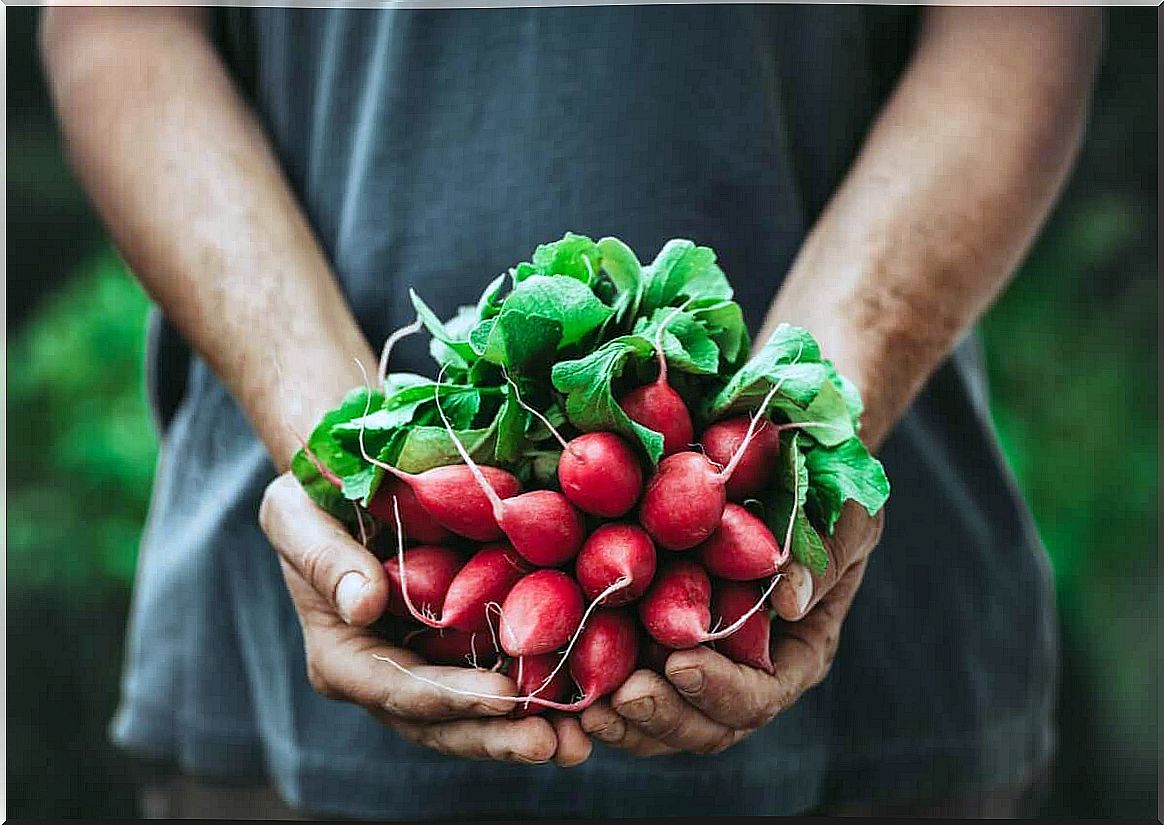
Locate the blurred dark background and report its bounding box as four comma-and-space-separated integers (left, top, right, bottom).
6, 7, 1158, 819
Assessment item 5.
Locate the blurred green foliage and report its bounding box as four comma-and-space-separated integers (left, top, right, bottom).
7, 251, 159, 593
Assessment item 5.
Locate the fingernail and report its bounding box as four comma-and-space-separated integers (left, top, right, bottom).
794, 569, 814, 616
616, 696, 655, 722
669, 667, 704, 695
336, 572, 368, 624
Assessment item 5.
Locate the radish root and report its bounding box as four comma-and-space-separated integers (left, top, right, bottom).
378, 318, 423, 387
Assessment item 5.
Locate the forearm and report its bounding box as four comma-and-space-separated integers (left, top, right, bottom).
762, 7, 1101, 449
41, 8, 374, 469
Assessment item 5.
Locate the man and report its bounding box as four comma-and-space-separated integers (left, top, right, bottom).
42, 4, 1100, 818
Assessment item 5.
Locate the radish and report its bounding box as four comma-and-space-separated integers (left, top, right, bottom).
352, 361, 524, 543
390, 498, 528, 633
618, 304, 695, 456
638, 382, 786, 551
407, 628, 499, 669
374, 607, 639, 713
575, 523, 656, 606
427, 373, 585, 566
435, 543, 529, 632
383, 545, 462, 619
697, 503, 788, 581
369, 476, 452, 544
499, 570, 585, 657
701, 416, 781, 501
503, 374, 643, 518
557, 432, 643, 517
637, 560, 780, 650
511, 652, 573, 717
710, 580, 774, 673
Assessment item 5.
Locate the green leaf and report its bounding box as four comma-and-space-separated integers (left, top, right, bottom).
394, 422, 499, 474
483, 275, 614, 368
690, 298, 749, 367
804, 436, 890, 533
494, 390, 529, 464
597, 236, 645, 320
763, 433, 829, 576
641, 239, 733, 313
290, 386, 384, 520
634, 308, 720, 375
410, 290, 478, 366
530, 232, 601, 284
551, 336, 665, 462
824, 359, 864, 428
476, 273, 509, 320
704, 324, 830, 421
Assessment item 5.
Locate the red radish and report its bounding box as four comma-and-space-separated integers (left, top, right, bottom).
697, 503, 788, 581
638, 381, 787, 551
424, 373, 585, 566
368, 477, 452, 544
499, 570, 585, 657
710, 580, 774, 673
556, 608, 639, 708
390, 499, 528, 633
383, 545, 462, 619
618, 303, 695, 456
511, 653, 572, 717
620, 384, 693, 457
436, 543, 529, 632
407, 629, 498, 668
638, 451, 729, 551
575, 523, 656, 606
557, 432, 643, 517
637, 560, 780, 650
701, 416, 781, 500
374, 607, 640, 713
351, 361, 524, 543
502, 375, 644, 518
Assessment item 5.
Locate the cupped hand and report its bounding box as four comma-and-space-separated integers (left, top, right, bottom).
259, 473, 592, 767
580, 503, 883, 756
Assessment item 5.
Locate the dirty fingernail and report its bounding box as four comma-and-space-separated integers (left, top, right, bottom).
616, 696, 655, 722
669, 667, 704, 695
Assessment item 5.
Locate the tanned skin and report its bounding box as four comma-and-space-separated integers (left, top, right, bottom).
42, 6, 1100, 765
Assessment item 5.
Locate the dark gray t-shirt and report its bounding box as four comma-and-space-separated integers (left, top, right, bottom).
113, 6, 1057, 818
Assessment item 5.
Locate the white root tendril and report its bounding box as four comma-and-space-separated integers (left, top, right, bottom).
502, 367, 576, 456
372, 653, 582, 712
391, 495, 443, 629
528, 575, 632, 700
702, 573, 783, 642
652, 297, 695, 386
378, 318, 424, 388
433, 365, 506, 517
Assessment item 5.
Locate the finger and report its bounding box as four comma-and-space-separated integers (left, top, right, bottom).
662, 645, 780, 730
549, 713, 593, 767
579, 701, 680, 757
767, 559, 868, 711
260, 473, 388, 626
307, 627, 520, 721
610, 669, 740, 755
389, 714, 558, 765
772, 507, 883, 621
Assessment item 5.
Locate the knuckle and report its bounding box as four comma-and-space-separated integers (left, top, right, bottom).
298, 540, 336, 592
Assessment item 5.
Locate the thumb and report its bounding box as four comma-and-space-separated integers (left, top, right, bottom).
260, 473, 388, 626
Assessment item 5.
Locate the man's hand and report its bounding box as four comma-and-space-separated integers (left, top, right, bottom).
260, 474, 592, 767
580, 504, 882, 756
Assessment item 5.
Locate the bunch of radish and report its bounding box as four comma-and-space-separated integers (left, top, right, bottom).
293, 233, 890, 716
